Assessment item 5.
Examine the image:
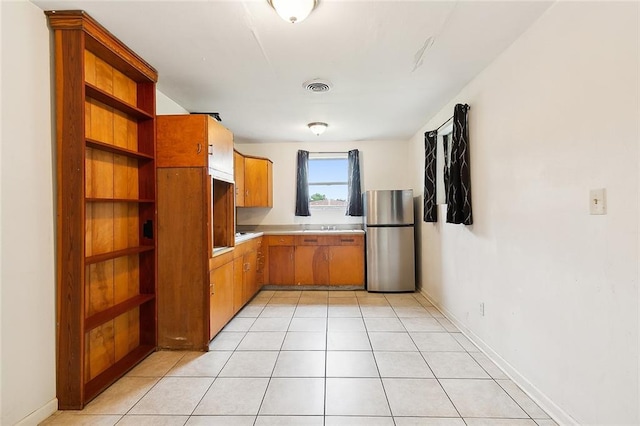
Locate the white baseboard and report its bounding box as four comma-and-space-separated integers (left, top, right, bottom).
15, 398, 57, 426
419, 288, 578, 426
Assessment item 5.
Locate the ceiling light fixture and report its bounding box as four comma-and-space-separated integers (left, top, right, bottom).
308, 122, 328, 136
268, 0, 317, 24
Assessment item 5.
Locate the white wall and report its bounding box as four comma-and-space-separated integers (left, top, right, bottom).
1, 1, 57, 424
156, 89, 189, 115
409, 2, 639, 425
235, 140, 412, 226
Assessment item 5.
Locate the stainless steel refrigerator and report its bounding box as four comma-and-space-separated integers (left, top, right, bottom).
364, 189, 416, 292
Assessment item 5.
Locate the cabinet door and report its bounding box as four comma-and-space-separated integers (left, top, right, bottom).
158, 167, 208, 349
157, 115, 208, 168
268, 246, 295, 285
233, 257, 245, 313
256, 238, 265, 288
245, 157, 273, 207
234, 151, 245, 207
295, 246, 329, 285
208, 117, 234, 181
243, 250, 258, 302
210, 261, 234, 339
329, 245, 365, 285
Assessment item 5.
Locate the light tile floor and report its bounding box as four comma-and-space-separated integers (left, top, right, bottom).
42, 290, 557, 426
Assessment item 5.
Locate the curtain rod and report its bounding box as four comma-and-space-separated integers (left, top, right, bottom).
308, 151, 348, 154
431, 104, 471, 133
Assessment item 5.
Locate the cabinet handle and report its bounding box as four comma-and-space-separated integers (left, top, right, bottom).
210, 283, 215, 295
208, 144, 213, 155
197, 143, 202, 154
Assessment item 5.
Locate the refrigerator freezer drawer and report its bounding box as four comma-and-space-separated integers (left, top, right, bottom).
366, 226, 415, 292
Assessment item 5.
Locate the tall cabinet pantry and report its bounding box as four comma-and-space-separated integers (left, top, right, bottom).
46, 10, 158, 409
156, 114, 235, 351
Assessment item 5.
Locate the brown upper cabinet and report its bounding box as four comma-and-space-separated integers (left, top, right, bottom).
157, 114, 234, 182
234, 150, 245, 207
234, 150, 273, 208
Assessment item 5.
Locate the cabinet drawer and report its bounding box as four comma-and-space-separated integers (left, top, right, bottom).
234, 238, 258, 257
334, 234, 364, 246
210, 250, 234, 269
295, 235, 334, 246
267, 235, 295, 246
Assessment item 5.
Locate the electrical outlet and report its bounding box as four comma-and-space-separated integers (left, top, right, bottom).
479, 302, 485, 316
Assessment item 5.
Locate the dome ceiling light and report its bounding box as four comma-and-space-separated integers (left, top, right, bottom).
308, 122, 328, 136
268, 0, 318, 24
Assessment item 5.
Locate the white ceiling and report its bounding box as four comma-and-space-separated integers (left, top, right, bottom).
32, 0, 553, 143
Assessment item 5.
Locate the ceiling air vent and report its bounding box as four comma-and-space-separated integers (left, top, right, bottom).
303, 79, 333, 93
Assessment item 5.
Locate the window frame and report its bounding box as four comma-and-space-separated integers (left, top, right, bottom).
307, 152, 349, 210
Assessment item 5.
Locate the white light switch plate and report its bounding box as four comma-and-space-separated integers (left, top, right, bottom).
590, 188, 606, 215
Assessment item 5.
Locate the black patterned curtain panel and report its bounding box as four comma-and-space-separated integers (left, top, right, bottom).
295, 150, 311, 216
446, 104, 473, 225
346, 149, 363, 216
423, 131, 438, 222
442, 133, 450, 204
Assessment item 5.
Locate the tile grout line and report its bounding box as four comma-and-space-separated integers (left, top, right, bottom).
323, 297, 328, 426
365, 295, 397, 425
251, 292, 282, 425
117, 351, 187, 421
401, 293, 466, 423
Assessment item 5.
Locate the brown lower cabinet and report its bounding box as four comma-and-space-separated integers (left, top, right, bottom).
329, 245, 365, 285
208, 237, 263, 340
158, 236, 263, 349
295, 246, 330, 285
231, 240, 260, 315
209, 260, 234, 339
266, 234, 365, 286
267, 236, 295, 285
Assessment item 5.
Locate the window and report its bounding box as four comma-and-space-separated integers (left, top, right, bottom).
308, 153, 348, 208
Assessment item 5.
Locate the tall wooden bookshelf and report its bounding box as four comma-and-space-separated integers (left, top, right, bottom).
46, 10, 158, 409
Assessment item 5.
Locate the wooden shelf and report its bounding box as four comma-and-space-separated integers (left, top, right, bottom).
85, 82, 153, 120
86, 246, 154, 265
86, 197, 154, 203
48, 10, 158, 409
86, 138, 154, 160
84, 344, 156, 402
85, 294, 155, 331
